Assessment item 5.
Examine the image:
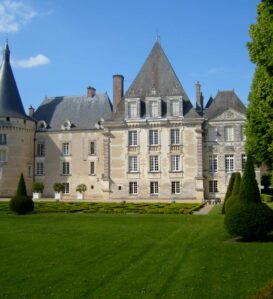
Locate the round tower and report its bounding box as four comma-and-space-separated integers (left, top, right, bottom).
0, 42, 35, 197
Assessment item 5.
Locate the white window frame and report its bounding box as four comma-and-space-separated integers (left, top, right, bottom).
128, 101, 138, 118
36, 162, 44, 176
62, 161, 70, 175
170, 129, 180, 145
128, 156, 138, 173
63, 182, 70, 194
37, 143, 45, 156
225, 127, 234, 141
225, 155, 234, 173
129, 182, 138, 195
90, 161, 96, 175
90, 141, 96, 155
208, 127, 217, 141
209, 155, 218, 173
150, 101, 159, 118
0, 134, 7, 145
150, 181, 159, 195
209, 180, 218, 193
170, 155, 180, 172
149, 130, 159, 145
150, 156, 159, 172
62, 143, 70, 156
171, 181, 180, 194
241, 126, 246, 141
128, 131, 138, 146
171, 101, 180, 117
0, 149, 7, 162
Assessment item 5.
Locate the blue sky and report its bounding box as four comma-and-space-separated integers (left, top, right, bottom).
0, 0, 260, 111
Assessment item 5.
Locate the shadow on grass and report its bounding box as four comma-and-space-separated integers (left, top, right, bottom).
225, 234, 273, 244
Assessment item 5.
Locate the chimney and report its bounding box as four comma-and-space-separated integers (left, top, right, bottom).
113, 74, 124, 113
28, 105, 35, 117
196, 81, 203, 112
87, 86, 96, 97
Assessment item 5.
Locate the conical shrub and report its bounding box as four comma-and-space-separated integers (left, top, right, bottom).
222, 172, 236, 214
225, 173, 241, 212
16, 173, 27, 196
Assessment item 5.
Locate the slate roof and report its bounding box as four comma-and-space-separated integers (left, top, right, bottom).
0, 43, 28, 119
33, 93, 113, 131
204, 90, 246, 119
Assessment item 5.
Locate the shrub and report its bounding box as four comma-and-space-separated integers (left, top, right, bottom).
16, 173, 27, 196
225, 173, 241, 212
222, 172, 236, 214
9, 195, 34, 215
261, 194, 273, 202
76, 184, 87, 193
224, 202, 273, 240
53, 183, 65, 193
32, 182, 44, 193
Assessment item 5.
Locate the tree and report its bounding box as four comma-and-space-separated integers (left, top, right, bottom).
222, 172, 236, 214
245, 0, 273, 168
224, 173, 241, 212
16, 173, 27, 196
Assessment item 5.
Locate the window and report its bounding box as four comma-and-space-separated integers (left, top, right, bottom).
171, 101, 180, 117
225, 127, 234, 141
0, 149, 6, 162
62, 143, 70, 156
90, 161, 96, 175
63, 182, 69, 194
150, 101, 159, 117
129, 182, 138, 195
62, 162, 70, 175
209, 180, 218, 193
36, 162, 44, 176
241, 126, 246, 141
90, 141, 96, 155
0, 134, 7, 145
208, 127, 217, 141
150, 156, 159, 172
128, 102, 138, 118
171, 181, 180, 194
241, 154, 246, 171
36, 143, 45, 156
128, 131, 138, 146
209, 155, 218, 173
170, 129, 180, 145
128, 156, 138, 172
225, 155, 234, 173
171, 155, 180, 172
150, 182, 159, 195
149, 130, 159, 145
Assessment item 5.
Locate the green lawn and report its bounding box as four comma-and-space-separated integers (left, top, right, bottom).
1, 207, 273, 298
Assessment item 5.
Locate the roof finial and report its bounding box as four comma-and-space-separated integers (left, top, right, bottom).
155, 28, 161, 44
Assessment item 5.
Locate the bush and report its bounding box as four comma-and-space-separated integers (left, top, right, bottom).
32, 182, 44, 193
225, 202, 273, 240
9, 196, 34, 215
225, 173, 241, 212
222, 172, 237, 214
16, 173, 27, 196
53, 183, 65, 193
261, 194, 273, 202
76, 184, 87, 193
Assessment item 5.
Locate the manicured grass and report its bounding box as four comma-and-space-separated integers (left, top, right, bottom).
1, 210, 273, 298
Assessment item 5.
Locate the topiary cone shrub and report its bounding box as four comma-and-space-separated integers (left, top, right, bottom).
9, 173, 34, 215
222, 172, 236, 214
225, 173, 241, 213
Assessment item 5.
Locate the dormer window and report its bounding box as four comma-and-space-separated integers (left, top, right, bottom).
146, 97, 161, 118
171, 101, 180, 117
37, 120, 47, 130
62, 120, 71, 130
150, 101, 159, 117
167, 97, 182, 118
125, 99, 140, 119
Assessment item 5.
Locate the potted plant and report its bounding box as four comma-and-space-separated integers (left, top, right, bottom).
53, 183, 65, 201
76, 184, 87, 200
32, 182, 44, 199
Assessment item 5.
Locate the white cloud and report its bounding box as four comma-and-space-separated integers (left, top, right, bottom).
0, 0, 37, 33
12, 54, 50, 68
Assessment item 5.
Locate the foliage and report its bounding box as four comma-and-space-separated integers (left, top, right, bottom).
224, 173, 241, 212
15, 173, 27, 196
224, 202, 273, 240
252, 279, 273, 299
53, 183, 65, 193
32, 182, 44, 193
76, 184, 87, 193
222, 172, 236, 214
9, 196, 34, 215
246, 0, 273, 168
261, 194, 273, 202
261, 173, 272, 190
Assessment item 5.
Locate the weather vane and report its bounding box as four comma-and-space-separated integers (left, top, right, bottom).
156, 29, 161, 43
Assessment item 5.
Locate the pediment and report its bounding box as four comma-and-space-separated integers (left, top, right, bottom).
210, 108, 245, 121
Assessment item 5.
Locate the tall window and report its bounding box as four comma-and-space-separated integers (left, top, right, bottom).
150, 182, 159, 195
0, 149, 6, 162
171, 101, 180, 117
90, 141, 96, 155
0, 134, 7, 145
128, 131, 138, 146
171, 181, 180, 194
241, 126, 246, 141
225, 127, 234, 141
149, 130, 159, 145
208, 127, 217, 141
170, 129, 180, 145
90, 161, 96, 175
36, 162, 44, 176
241, 154, 246, 171
150, 101, 159, 117
63, 182, 70, 194
209, 180, 218, 193
209, 155, 218, 173
171, 155, 180, 172
37, 143, 45, 156
62, 143, 70, 156
128, 156, 138, 172
128, 102, 138, 118
225, 155, 234, 173
62, 162, 70, 175
150, 156, 159, 172
129, 182, 138, 195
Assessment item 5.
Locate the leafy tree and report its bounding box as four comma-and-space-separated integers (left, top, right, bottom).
246, 0, 273, 168
222, 172, 236, 214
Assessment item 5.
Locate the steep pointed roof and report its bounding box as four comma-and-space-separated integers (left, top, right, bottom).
0, 42, 27, 119
125, 41, 190, 99
204, 90, 246, 119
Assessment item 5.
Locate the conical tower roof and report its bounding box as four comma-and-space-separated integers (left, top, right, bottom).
0, 42, 27, 119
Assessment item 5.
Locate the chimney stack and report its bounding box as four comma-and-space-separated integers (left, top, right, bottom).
28, 105, 35, 117
196, 81, 203, 112
87, 86, 96, 97
113, 74, 124, 113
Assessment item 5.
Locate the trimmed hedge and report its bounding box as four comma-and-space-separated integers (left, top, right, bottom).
222, 172, 236, 214
9, 196, 34, 215
225, 173, 241, 212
